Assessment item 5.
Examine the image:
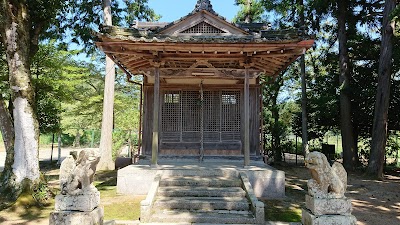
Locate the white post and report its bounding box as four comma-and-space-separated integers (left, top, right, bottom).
57, 133, 62, 165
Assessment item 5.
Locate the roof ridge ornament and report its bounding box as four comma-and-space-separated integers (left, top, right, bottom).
193, 0, 216, 14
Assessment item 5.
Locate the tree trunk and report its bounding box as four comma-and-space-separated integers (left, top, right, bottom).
0, 95, 14, 168
57, 132, 62, 165
272, 101, 282, 162
98, 0, 116, 170
337, 0, 357, 171
0, 1, 40, 207
367, 0, 396, 179
0, 96, 15, 203
298, 0, 309, 156
74, 128, 81, 148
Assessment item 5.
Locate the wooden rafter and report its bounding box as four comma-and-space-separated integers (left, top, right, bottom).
96, 35, 313, 79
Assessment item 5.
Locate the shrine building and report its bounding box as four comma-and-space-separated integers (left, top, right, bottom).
95, 0, 313, 167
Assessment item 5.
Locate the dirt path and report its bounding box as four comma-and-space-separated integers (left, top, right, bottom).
278, 164, 400, 225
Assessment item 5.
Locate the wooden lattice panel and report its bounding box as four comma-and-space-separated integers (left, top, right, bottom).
203, 91, 221, 142
221, 91, 241, 141
181, 22, 225, 34
161, 90, 241, 144
181, 91, 201, 142
161, 91, 182, 142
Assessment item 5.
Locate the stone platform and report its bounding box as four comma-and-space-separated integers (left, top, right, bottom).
117, 159, 285, 198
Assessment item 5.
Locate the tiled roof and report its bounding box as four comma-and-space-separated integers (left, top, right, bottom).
97, 25, 310, 44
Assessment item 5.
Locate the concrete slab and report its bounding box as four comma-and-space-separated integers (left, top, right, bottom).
117, 160, 285, 199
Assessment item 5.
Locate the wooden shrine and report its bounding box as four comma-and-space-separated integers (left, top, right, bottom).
95, 0, 314, 166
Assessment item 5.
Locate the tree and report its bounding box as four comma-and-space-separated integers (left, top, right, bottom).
126, 0, 160, 26
298, 0, 308, 155
0, 0, 158, 207
0, 0, 67, 207
337, 0, 358, 171
262, 75, 287, 162
367, 0, 397, 179
98, 0, 116, 171
98, 0, 159, 170
262, 0, 313, 156
233, 0, 264, 23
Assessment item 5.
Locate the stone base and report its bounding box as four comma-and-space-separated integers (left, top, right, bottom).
305, 195, 352, 216
49, 207, 104, 225
117, 162, 285, 198
55, 191, 100, 212
302, 209, 357, 225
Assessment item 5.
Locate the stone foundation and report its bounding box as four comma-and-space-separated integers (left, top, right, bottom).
117, 161, 285, 198
49, 207, 104, 225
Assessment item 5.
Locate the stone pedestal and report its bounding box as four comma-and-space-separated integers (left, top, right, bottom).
302, 209, 357, 225
50, 191, 103, 225
302, 195, 357, 225
49, 207, 104, 225
55, 191, 100, 212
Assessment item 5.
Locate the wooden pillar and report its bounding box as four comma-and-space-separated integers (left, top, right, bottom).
244, 68, 250, 166
151, 67, 160, 166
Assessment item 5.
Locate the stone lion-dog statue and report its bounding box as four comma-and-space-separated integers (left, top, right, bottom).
304, 151, 347, 198
59, 149, 100, 195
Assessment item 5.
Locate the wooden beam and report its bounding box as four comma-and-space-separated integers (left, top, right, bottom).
151, 66, 160, 166
257, 57, 286, 66
160, 53, 246, 60
125, 59, 151, 68
244, 67, 250, 167
252, 61, 279, 74
144, 83, 260, 89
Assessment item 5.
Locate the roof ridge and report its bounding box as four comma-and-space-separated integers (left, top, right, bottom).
192, 0, 216, 14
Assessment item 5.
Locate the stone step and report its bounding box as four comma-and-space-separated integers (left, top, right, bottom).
158, 186, 246, 197
159, 176, 242, 187
154, 197, 250, 211
161, 169, 239, 178
150, 210, 257, 224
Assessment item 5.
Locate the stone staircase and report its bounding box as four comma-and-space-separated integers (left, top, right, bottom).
144, 171, 261, 224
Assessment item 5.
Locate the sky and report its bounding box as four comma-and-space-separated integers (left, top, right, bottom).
72, 1, 240, 62
147, 0, 240, 22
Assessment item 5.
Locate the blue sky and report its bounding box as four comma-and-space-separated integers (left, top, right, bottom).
147, 0, 240, 22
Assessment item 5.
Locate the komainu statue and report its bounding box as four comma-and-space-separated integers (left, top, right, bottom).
59, 149, 100, 195
304, 151, 347, 198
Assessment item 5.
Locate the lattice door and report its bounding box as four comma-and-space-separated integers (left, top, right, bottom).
161, 91, 182, 142
161, 90, 241, 148
181, 91, 201, 142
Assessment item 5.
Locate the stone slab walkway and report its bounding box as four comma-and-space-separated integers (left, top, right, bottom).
107, 220, 301, 225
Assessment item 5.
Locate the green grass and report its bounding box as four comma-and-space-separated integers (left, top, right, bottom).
95, 170, 145, 221
263, 199, 302, 222
102, 194, 144, 221
0, 192, 54, 222
0, 165, 145, 222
